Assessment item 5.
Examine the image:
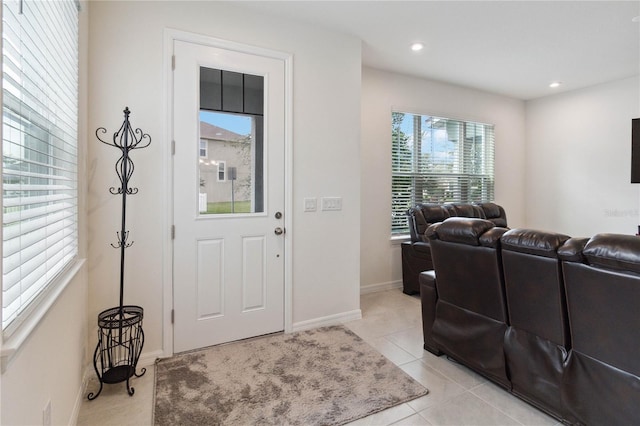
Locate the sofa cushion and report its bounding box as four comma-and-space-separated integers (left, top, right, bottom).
479, 202, 501, 218
582, 233, 640, 274
478, 202, 508, 227
451, 203, 485, 219
427, 217, 495, 246
407, 204, 450, 241
501, 229, 571, 258
419, 204, 450, 225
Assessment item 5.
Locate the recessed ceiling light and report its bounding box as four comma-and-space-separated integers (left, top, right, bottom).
410, 42, 424, 52
549, 81, 562, 88
633, 16, 640, 23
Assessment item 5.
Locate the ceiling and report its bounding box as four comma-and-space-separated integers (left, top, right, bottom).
236, 1, 640, 100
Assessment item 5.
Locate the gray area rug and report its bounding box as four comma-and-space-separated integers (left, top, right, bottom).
154, 325, 428, 425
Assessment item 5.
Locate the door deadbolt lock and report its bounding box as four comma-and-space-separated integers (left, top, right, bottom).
274, 227, 284, 235
275, 211, 282, 219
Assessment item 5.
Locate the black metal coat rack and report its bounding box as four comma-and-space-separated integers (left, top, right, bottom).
88, 107, 151, 400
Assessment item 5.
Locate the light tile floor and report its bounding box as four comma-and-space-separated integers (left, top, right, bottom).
77, 289, 559, 425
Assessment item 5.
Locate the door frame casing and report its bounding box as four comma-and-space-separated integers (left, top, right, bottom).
162, 29, 293, 357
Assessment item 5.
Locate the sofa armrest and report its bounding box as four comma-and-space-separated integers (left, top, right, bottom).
406, 207, 421, 242
401, 242, 433, 294
419, 270, 442, 355
558, 237, 589, 263
480, 227, 509, 248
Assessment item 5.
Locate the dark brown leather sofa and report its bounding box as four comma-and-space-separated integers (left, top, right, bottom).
501, 228, 572, 420
420, 219, 640, 424
426, 217, 510, 388
401, 202, 507, 294
559, 234, 640, 425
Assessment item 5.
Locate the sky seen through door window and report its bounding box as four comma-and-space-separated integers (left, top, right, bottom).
200, 110, 251, 135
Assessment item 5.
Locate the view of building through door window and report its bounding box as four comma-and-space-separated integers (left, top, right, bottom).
199, 111, 258, 214
198, 66, 265, 215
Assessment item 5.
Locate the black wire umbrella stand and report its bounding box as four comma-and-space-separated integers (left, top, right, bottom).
88, 107, 151, 400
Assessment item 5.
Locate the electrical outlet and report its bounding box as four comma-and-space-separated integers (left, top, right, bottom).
303, 197, 317, 212
321, 197, 342, 211
43, 400, 51, 426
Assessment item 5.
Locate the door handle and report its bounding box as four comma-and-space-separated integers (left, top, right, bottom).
274, 227, 284, 235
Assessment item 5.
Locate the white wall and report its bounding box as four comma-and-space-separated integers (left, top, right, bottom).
360, 67, 526, 290
1, 2, 90, 424
525, 76, 640, 236
88, 1, 361, 358
1, 270, 88, 426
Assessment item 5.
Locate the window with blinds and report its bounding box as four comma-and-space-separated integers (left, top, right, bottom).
392, 112, 495, 235
2, 0, 79, 330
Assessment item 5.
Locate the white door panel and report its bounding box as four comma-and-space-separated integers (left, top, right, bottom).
172, 40, 285, 353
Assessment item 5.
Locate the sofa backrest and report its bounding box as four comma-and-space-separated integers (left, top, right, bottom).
443, 203, 485, 219
501, 228, 572, 346
426, 216, 510, 387
560, 233, 640, 376
500, 228, 573, 418
426, 217, 509, 321
407, 204, 450, 242
559, 233, 640, 424
477, 202, 508, 227
406, 202, 507, 242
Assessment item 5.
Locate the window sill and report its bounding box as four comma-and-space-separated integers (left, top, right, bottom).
390, 234, 410, 246
1, 258, 86, 373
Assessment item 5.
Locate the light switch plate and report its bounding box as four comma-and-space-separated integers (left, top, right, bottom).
304, 197, 317, 212
321, 197, 342, 211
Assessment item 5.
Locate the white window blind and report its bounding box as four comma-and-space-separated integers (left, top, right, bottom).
2, 0, 79, 330
392, 112, 495, 235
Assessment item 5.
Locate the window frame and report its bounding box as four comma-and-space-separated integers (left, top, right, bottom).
391, 111, 495, 236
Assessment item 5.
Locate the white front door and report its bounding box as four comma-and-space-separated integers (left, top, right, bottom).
172, 39, 286, 353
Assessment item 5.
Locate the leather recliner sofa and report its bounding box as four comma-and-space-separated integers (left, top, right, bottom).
420, 218, 640, 424
426, 217, 510, 387
501, 228, 572, 420
559, 233, 640, 425
401, 202, 507, 295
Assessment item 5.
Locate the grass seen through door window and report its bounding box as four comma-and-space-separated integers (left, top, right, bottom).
207, 201, 251, 214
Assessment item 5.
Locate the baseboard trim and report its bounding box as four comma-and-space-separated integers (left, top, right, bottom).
291, 309, 362, 332
139, 349, 165, 367
360, 280, 402, 295
69, 378, 85, 426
